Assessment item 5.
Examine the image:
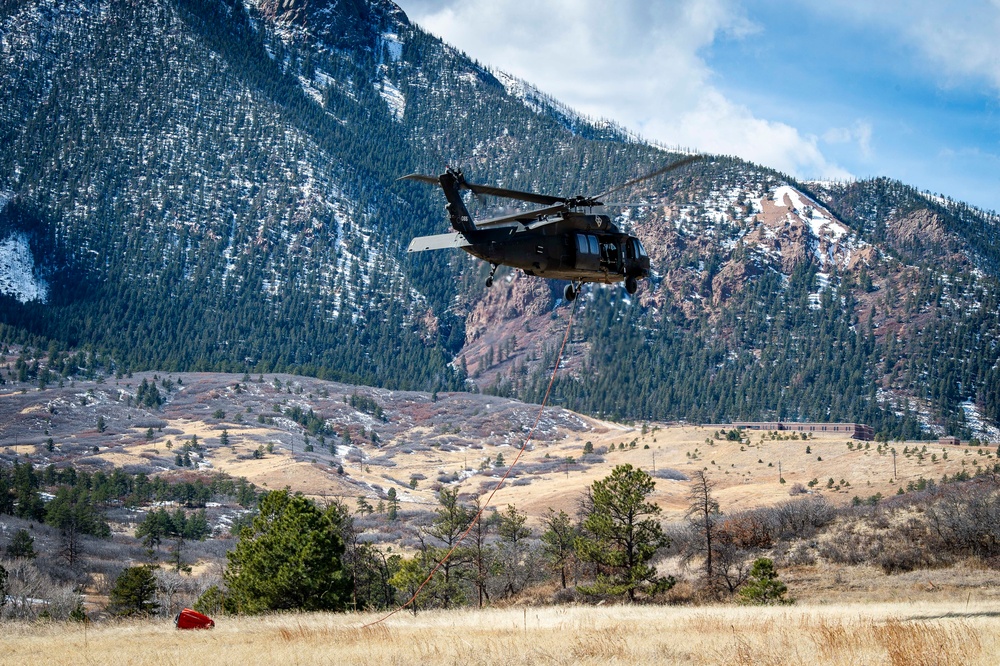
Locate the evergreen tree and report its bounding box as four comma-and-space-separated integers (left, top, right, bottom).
6, 528, 35, 559
424, 488, 474, 608
495, 504, 533, 599
223, 489, 350, 614
108, 566, 159, 617
575, 464, 668, 601
386, 487, 399, 521
541, 508, 577, 589
737, 558, 792, 605
387, 556, 430, 616
45, 486, 110, 565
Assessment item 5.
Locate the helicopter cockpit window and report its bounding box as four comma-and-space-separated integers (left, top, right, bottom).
630, 238, 648, 258
588, 235, 600, 255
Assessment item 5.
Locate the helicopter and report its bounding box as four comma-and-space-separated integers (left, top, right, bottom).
401, 155, 701, 301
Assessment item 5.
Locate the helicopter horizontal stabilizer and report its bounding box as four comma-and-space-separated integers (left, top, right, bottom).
407, 232, 473, 252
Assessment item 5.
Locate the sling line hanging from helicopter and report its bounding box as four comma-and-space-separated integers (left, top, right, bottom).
361, 298, 578, 628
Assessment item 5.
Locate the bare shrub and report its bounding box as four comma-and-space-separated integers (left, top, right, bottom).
653, 468, 688, 481
133, 419, 168, 429
877, 545, 935, 574
771, 496, 835, 540
778, 542, 817, 567
924, 482, 1000, 560
817, 530, 883, 565
1, 558, 82, 620
155, 569, 215, 618
121, 464, 160, 475
76, 456, 111, 468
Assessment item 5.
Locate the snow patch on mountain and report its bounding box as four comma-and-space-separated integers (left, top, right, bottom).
297, 74, 323, 105
492, 69, 546, 115
771, 185, 847, 241
379, 32, 402, 63
961, 399, 1000, 442
378, 78, 405, 120
0, 232, 48, 303
808, 271, 830, 311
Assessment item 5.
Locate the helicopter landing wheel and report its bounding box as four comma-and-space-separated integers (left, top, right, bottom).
625, 276, 638, 295
485, 264, 498, 288
564, 283, 577, 302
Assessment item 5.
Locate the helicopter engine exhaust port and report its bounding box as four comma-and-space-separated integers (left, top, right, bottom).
625, 276, 638, 295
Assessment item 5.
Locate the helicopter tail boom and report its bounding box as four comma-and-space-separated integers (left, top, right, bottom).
438, 170, 478, 235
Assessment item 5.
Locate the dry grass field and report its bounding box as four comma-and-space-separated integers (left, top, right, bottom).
3, 602, 999, 666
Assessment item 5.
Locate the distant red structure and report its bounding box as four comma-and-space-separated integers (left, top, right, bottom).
705, 422, 875, 441
175, 608, 215, 630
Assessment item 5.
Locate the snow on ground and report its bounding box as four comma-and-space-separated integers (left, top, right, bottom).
297, 74, 323, 105
771, 185, 848, 240
807, 272, 830, 311
961, 399, 1000, 443
378, 78, 405, 120
314, 69, 336, 89
0, 232, 48, 303
380, 33, 403, 63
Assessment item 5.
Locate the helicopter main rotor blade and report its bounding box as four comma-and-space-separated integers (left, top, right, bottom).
400, 173, 566, 206
398, 173, 441, 185
464, 183, 567, 206
593, 154, 702, 201
474, 203, 568, 228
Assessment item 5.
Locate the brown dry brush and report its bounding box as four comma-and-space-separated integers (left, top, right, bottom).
818, 476, 1000, 574
688, 475, 1000, 583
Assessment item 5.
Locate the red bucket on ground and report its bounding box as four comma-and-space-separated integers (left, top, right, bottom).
175, 608, 215, 630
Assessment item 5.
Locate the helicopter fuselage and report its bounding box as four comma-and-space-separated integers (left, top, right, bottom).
401, 164, 687, 296
460, 215, 649, 284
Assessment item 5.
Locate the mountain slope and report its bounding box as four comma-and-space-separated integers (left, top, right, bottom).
1, 0, 999, 439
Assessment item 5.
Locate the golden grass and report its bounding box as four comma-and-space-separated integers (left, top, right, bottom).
4, 602, 999, 665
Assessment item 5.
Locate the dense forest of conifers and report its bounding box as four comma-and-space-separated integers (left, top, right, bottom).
1, 0, 999, 439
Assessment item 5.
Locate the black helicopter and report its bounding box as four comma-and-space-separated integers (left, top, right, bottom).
401, 155, 701, 301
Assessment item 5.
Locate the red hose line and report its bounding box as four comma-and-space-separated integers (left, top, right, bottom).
362, 300, 577, 627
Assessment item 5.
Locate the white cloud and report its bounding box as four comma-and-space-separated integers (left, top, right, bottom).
396, 0, 852, 180
823, 121, 873, 160
807, 1, 1000, 93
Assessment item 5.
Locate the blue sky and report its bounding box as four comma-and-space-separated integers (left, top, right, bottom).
395, 0, 1000, 212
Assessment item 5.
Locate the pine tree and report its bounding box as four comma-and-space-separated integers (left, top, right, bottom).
575, 464, 668, 601
7, 528, 36, 559
386, 487, 399, 521
541, 508, 577, 589
737, 558, 792, 605
108, 566, 159, 617
223, 490, 350, 614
